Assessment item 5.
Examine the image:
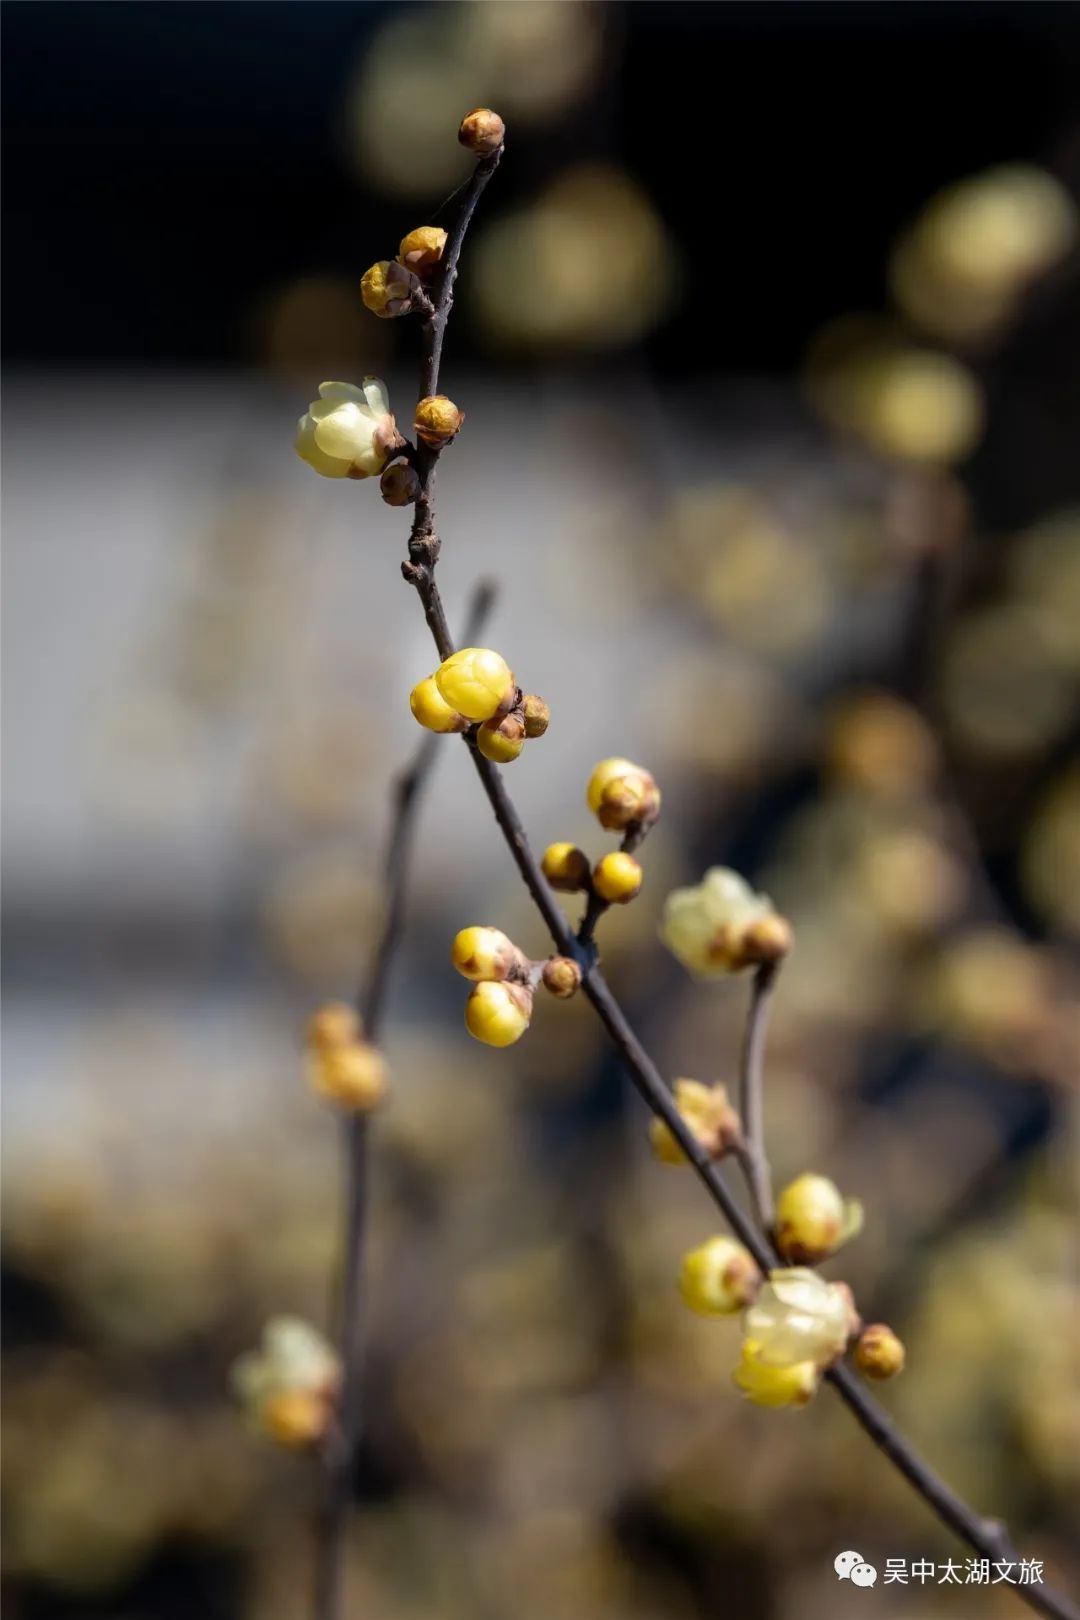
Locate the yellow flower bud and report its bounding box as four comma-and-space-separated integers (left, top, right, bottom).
853, 1323, 906, 1380
477, 714, 525, 764
679, 1236, 759, 1316
307, 1042, 387, 1112
660, 867, 791, 978
295, 378, 400, 480
744, 1268, 852, 1369
397, 225, 447, 277
776, 1173, 863, 1264
450, 925, 524, 982
541, 955, 582, 999
435, 647, 515, 723
380, 460, 421, 506
458, 106, 505, 155
415, 395, 464, 449
260, 1388, 329, 1448
592, 851, 643, 904
465, 979, 532, 1047
306, 1001, 359, 1053
585, 758, 661, 831
360, 259, 425, 318
733, 1341, 819, 1408
541, 842, 591, 893
648, 1078, 741, 1165
410, 675, 467, 734
522, 694, 550, 738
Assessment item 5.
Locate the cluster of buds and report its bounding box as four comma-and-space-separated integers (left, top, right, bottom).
304, 1001, 387, 1113
380, 393, 466, 507
775, 1172, 863, 1264
451, 926, 534, 1046
541, 758, 661, 912
360, 223, 449, 321
451, 926, 584, 1046
410, 646, 549, 764
660, 867, 792, 978
648, 1078, 742, 1166
734, 1268, 858, 1408
294, 378, 403, 482
231, 1317, 339, 1447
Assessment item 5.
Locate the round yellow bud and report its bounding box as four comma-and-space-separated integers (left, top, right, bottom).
306, 1001, 359, 1053
307, 1043, 387, 1112
775, 1173, 863, 1264
360, 260, 423, 319
435, 647, 515, 723
380, 460, 421, 507
541, 842, 591, 893
415, 395, 464, 449
733, 1342, 819, 1409
477, 716, 525, 764
397, 225, 447, 277
853, 1323, 906, 1381
522, 693, 550, 738
585, 758, 660, 830
410, 675, 467, 734
592, 851, 643, 904
541, 955, 582, 999
458, 106, 505, 155
259, 1389, 329, 1448
465, 980, 532, 1047
450, 925, 522, 982
679, 1236, 759, 1316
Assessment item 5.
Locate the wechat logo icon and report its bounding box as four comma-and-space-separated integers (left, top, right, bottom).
835, 1551, 878, 1587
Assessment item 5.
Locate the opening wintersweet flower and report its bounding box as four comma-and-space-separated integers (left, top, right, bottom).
733, 1340, 820, 1408
231, 1317, 339, 1446
743, 1268, 853, 1369
294, 379, 400, 480
660, 866, 791, 978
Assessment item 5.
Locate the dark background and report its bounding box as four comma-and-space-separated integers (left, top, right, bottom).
5, 0, 1080, 375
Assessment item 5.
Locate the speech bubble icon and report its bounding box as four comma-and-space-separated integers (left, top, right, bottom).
851, 1563, 878, 1587
834, 1551, 864, 1579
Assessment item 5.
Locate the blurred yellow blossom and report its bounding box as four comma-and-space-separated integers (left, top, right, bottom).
744, 1269, 853, 1369
231, 1317, 338, 1447
660, 867, 791, 977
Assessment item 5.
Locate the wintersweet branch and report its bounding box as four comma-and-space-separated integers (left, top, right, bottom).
735, 962, 778, 1230
385, 123, 1078, 1620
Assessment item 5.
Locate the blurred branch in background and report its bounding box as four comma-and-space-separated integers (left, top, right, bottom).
316, 578, 495, 1620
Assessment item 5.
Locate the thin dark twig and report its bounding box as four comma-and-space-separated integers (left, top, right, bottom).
736, 962, 777, 1231
390, 146, 1079, 1620
314, 579, 495, 1620
576, 823, 649, 950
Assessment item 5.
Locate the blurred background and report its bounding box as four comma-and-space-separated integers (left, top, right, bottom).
3, 3, 1079, 1617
